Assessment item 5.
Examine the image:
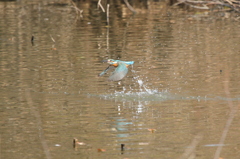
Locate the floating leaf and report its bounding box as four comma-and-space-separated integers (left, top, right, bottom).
148, 129, 156, 133
97, 149, 106, 152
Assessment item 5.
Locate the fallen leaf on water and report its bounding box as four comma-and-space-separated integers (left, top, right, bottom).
97, 148, 106, 152
9, 37, 15, 41
176, 119, 183, 121
148, 129, 156, 133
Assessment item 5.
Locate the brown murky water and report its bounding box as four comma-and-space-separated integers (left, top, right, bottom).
1, 1, 240, 159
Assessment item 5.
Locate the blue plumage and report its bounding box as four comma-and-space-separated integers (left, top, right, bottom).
99, 59, 134, 81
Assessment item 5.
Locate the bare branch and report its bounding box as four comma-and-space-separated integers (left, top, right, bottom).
186, 3, 209, 9
124, 0, 136, 13
98, 0, 105, 12
225, 0, 233, 5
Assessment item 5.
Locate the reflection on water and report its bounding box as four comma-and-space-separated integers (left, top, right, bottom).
1, 0, 240, 159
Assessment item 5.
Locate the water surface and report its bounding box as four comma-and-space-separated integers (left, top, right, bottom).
1, 1, 240, 159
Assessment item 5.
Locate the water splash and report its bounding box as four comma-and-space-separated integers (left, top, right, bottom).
94, 76, 240, 102
98, 77, 170, 102
137, 79, 158, 94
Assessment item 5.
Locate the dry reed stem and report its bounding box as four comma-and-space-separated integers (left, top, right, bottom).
107, 4, 110, 26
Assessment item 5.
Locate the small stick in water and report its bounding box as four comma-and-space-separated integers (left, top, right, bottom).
31, 35, 34, 42
121, 144, 125, 151
31, 35, 34, 46
50, 34, 55, 43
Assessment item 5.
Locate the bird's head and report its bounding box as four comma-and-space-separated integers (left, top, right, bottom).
102, 59, 119, 66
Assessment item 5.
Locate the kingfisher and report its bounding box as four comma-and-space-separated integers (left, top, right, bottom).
98, 59, 134, 81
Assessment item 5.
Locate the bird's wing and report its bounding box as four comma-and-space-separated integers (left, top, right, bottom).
98, 65, 115, 77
